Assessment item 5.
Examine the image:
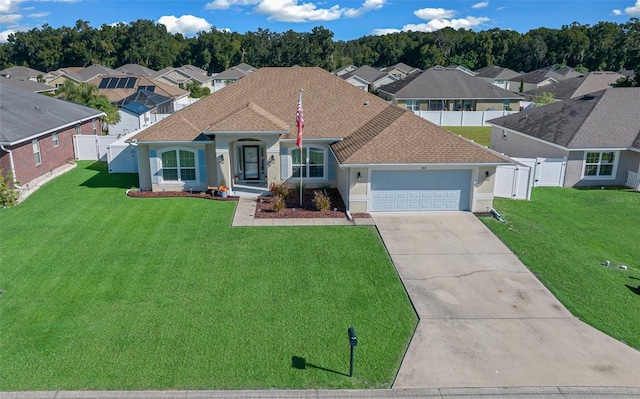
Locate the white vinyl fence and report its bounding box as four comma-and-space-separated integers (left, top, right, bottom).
73, 135, 119, 161
414, 110, 518, 126
494, 157, 567, 200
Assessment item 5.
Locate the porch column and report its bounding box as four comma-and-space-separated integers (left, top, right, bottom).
216, 149, 231, 188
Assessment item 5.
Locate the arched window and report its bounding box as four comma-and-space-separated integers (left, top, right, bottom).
290, 146, 325, 178
160, 149, 197, 182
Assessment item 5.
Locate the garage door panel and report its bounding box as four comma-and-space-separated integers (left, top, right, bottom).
370, 170, 471, 212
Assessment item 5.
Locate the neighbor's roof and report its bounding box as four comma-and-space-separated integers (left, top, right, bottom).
381, 62, 420, 75
132, 67, 510, 165
342, 66, 389, 84
87, 75, 188, 103
508, 70, 559, 84
55, 64, 123, 82
0, 83, 105, 145
488, 88, 640, 150
523, 71, 623, 100
121, 102, 151, 115
378, 66, 523, 100
115, 64, 157, 76
213, 64, 256, 80
0, 65, 46, 80
474, 66, 521, 80
0, 76, 56, 93
116, 89, 173, 109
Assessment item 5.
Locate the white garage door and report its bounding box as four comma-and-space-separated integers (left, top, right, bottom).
370, 170, 472, 212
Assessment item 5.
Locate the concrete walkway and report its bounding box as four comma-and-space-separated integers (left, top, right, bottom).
231, 197, 375, 227
372, 213, 640, 389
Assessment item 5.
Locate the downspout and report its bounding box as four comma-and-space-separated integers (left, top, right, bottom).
0, 145, 27, 190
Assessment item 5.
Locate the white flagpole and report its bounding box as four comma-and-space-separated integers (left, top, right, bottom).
299, 89, 303, 208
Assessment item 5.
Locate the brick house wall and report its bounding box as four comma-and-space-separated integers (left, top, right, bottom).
1, 118, 101, 186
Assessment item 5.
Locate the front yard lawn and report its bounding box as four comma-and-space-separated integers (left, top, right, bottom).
0, 162, 417, 391
443, 126, 491, 147
482, 187, 640, 349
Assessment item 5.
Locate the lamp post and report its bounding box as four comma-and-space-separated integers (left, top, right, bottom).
348, 327, 357, 377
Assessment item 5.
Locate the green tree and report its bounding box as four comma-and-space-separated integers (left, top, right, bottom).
186, 81, 211, 98
534, 91, 555, 107
0, 170, 19, 207
57, 81, 121, 125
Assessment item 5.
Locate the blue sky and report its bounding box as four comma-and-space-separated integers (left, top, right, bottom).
1, 0, 639, 43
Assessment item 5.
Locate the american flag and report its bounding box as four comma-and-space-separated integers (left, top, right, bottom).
296, 92, 304, 149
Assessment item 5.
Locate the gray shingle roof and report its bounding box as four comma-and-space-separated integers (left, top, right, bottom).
378, 67, 522, 100
474, 66, 521, 80
0, 83, 105, 145
0, 66, 46, 80
0, 76, 56, 93
523, 72, 623, 100
342, 66, 388, 84
488, 88, 640, 150
115, 64, 157, 76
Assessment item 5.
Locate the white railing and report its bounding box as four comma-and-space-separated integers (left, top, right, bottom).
625, 170, 640, 190
413, 110, 518, 126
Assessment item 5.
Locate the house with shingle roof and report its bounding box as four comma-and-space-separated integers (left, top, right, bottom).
0, 76, 56, 94
153, 65, 214, 91
115, 64, 157, 76
0, 65, 47, 81
48, 65, 123, 87
488, 88, 640, 189
378, 66, 522, 113
0, 82, 105, 193
381, 62, 421, 79
341, 65, 398, 91
474, 66, 521, 89
129, 67, 512, 212
522, 71, 623, 102
506, 66, 584, 93
212, 63, 256, 92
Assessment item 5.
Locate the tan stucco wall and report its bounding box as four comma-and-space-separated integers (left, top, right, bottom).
566, 150, 640, 188
137, 145, 151, 190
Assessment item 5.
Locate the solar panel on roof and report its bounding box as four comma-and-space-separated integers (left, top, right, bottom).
126, 77, 136, 88
98, 78, 109, 89
107, 78, 118, 89
116, 78, 127, 88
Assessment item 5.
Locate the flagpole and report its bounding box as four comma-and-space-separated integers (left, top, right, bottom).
298, 89, 303, 208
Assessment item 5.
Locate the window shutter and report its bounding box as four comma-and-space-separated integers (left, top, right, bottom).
280, 146, 288, 180
198, 149, 206, 183
149, 149, 159, 184
327, 150, 335, 180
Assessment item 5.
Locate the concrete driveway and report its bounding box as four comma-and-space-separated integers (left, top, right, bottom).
373, 212, 640, 389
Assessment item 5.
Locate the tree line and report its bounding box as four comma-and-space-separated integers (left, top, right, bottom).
1, 18, 638, 74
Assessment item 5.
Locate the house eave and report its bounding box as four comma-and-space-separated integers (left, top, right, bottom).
0, 112, 105, 146
486, 123, 570, 151
337, 161, 512, 168
205, 130, 288, 135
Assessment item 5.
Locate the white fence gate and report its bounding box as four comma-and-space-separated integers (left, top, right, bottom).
495, 157, 567, 200
73, 135, 119, 161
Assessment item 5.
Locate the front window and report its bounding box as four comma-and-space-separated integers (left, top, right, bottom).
428, 100, 444, 111
406, 100, 420, 111
161, 149, 196, 181
92, 120, 97, 135
52, 133, 59, 147
291, 147, 325, 179
584, 151, 616, 178
503, 100, 510, 110
33, 140, 41, 165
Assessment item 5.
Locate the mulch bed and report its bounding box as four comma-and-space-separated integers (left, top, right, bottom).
255, 188, 370, 219
126, 189, 239, 201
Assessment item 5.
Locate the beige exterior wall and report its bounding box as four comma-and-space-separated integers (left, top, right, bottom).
490, 126, 569, 158
137, 145, 151, 190
347, 167, 369, 213
566, 150, 640, 187
475, 99, 518, 111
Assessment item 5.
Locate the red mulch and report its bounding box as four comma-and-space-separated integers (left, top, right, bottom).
126, 189, 238, 201
255, 188, 370, 219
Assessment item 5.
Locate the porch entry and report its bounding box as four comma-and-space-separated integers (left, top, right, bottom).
235, 143, 266, 182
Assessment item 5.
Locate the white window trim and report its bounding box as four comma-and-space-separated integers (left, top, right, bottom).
581, 150, 619, 180
32, 139, 42, 165
288, 145, 327, 181
158, 147, 199, 184
52, 133, 59, 147
406, 99, 420, 111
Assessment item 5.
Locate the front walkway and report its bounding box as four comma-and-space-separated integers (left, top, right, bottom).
231, 197, 375, 226
373, 212, 640, 389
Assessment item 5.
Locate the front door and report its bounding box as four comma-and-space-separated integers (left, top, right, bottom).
243, 146, 260, 180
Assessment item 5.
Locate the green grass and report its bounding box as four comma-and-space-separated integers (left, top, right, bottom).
443, 126, 491, 146
482, 187, 640, 349
0, 162, 417, 391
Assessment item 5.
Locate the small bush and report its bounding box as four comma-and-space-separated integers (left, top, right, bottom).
272, 194, 285, 212
318, 183, 331, 191
313, 190, 331, 211
0, 170, 19, 207
269, 180, 289, 198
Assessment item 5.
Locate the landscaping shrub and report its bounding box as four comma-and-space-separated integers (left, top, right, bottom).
269, 180, 289, 198
272, 194, 285, 212
313, 190, 331, 211
0, 170, 19, 207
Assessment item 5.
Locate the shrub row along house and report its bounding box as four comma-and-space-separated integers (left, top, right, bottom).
129, 67, 511, 213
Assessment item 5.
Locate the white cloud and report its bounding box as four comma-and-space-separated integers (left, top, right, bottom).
0, 13, 21, 23
624, 0, 640, 15
0, 28, 16, 42
344, 0, 385, 18
472, 1, 488, 9
27, 11, 49, 17
204, 0, 260, 10
414, 7, 456, 20
612, 9, 623, 15
372, 16, 489, 35
157, 15, 213, 35
497, 6, 505, 11
0, 0, 24, 13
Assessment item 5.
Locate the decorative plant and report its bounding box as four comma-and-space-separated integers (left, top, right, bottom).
269, 180, 289, 198
313, 190, 331, 212
0, 170, 19, 207
218, 182, 229, 192
272, 194, 285, 212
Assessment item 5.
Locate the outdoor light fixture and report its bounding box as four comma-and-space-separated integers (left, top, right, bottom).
357, 172, 362, 182
218, 154, 224, 164
485, 170, 490, 181
269, 155, 275, 162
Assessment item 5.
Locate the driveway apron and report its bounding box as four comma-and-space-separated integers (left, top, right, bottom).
372, 212, 640, 389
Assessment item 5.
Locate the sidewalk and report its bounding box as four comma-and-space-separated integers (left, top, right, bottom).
231, 197, 375, 227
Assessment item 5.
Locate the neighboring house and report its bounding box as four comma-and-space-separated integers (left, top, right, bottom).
212, 63, 256, 92
115, 64, 157, 76
378, 66, 523, 112
0, 66, 46, 81
488, 88, 640, 189
522, 71, 623, 102
129, 67, 512, 213
331, 65, 357, 76
539, 65, 583, 81
340, 65, 398, 90
116, 89, 174, 114
110, 102, 152, 136
48, 64, 123, 87
153, 65, 214, 91
0, 82, 105, 189
381, 62, 421, 79
506, 66, 583, 93
0, 76, 56, 94
474, 66, 521, 89
87, 74, 189, 110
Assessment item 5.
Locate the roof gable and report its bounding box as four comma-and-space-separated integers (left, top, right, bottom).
207, 102, 289, 133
